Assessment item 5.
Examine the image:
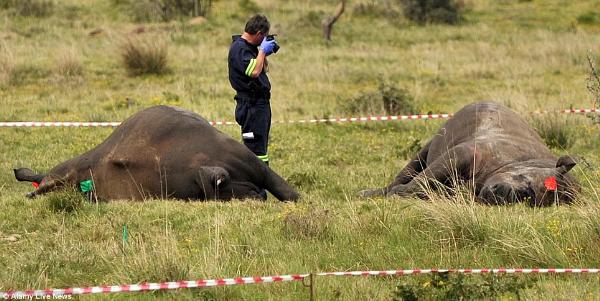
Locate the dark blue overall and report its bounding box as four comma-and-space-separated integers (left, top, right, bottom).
228, 35, 272, 165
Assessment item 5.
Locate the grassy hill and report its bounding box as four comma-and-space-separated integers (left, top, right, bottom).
2, 0, 600, 299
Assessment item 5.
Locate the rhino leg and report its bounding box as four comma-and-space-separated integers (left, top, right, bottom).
358, 140, 431, 197
387, 143, 474, 198
14, 168, 45, 184
262, 166, 300, 202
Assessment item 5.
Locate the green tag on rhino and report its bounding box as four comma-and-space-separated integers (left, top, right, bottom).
80, 179, 93, 193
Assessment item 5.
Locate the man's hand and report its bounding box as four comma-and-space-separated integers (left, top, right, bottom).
260, 37, 276, 56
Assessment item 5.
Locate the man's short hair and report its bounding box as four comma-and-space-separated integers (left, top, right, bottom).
244, 14, 270, 35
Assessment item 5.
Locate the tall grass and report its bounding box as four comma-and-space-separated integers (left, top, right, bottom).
2, 0, 600, 299
531, 114, 578, 150
54, 48, 83, 79
120, 38, 169, 76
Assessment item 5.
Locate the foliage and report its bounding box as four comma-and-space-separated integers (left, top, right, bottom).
531, 115, 577, 150
46, 189, 86, 213
353, 0, 401, 19
2, 1, 600, 300
54, 49, 84, 78
0, 0, 54, 17
120, 38, 170, 76
577, 12, 600, 25
282, 206, 331, 239
342, 81, 416, 116
393, 273, 535, 301
399, 0, 463, 25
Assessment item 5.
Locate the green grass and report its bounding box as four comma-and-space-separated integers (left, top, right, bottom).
2, 0, 600, 300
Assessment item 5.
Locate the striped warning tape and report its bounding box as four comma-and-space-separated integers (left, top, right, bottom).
316, 268, 600, 276
1, 274, 308, 299
0, 107, 597, 128
2, 268, 599, 299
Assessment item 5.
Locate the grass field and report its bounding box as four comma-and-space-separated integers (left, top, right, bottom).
2, 0, 600, 300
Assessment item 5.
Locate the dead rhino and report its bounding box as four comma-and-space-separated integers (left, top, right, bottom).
360, 102, 580, 206
14, 105, 300, 202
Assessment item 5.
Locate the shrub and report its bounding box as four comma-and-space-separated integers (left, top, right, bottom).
577, 12, 600, 25
0, 50, 15, 87
531, 115, 576, 150
46, 189, 86, 213
115, 0, 213, 22
0, 0, 54, 17
120, 38, 169, 76
55, 49, 84, 78
342, 81, 416, 116
393, 273, 535, 301
399, 0, 463, 25
353, 1, 401, 19
282, 208, 331, 240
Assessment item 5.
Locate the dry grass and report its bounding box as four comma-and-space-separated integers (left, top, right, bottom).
54, 48, 83, 78
2, 0, 600, 299
0, 46, 15, 86
120, 37, 170, 76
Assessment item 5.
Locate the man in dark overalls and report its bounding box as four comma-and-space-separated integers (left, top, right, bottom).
228, 15, 278, 199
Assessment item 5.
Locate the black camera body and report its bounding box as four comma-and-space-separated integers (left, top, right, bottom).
266, 35, 280, 54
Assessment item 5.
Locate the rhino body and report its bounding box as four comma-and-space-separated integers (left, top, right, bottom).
15, 105, 299, 202
361, 102, 579, 206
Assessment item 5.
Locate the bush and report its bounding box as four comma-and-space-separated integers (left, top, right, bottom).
393, 273, 535, 301
399, 0, 463, 25
120, 38, 170, 76
577, 12, 600, 25
46, 190, 86, 213
0, 51, 15, 87
55, 49, 84, 78
342, 81, 416, 116
0, 0, 54, 17
282, 207, 331, 240
531, 115, 577, 150
114, 0, 213, 22
353, 1, 401, 19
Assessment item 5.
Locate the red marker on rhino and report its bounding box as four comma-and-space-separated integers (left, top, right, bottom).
544, 176, 557, 191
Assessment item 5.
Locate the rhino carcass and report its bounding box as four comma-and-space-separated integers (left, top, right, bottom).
15, 105, 300, 202
360, 102, 580, 206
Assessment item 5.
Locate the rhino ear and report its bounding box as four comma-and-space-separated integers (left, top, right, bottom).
556, 155, 577, 174
197, 167, 230, 199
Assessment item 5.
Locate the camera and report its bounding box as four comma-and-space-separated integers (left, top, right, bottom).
266, 34, 280, 54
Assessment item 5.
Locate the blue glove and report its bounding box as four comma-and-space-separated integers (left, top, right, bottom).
260, 37, 276, 55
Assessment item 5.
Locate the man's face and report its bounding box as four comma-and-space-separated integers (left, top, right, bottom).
255, 31, 267, 44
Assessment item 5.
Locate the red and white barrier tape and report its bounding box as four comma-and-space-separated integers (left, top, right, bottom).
317, 268, 600, 277
1, 274, 308, 299
1, 108, 597, 128
2, 268, 599, 299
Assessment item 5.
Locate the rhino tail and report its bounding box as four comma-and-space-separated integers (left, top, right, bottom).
263, 166, 300, 202
14, 168, 45, 184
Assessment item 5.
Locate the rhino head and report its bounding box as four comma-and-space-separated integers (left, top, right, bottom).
478, 155, 580, 206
